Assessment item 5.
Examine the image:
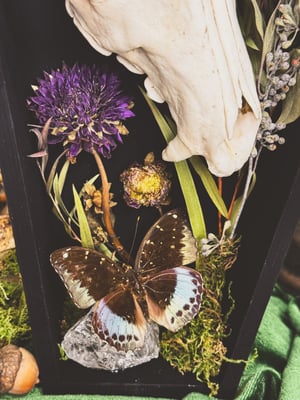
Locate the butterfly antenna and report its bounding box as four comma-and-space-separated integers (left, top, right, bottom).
128, 215, 141, 258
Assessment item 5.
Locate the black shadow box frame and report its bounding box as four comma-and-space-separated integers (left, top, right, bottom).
0, 1, 300, 399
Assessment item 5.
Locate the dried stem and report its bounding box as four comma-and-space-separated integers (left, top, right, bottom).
228, 169, 245, 220
229, 156, 255, 239
91, 148, 132, 263
217, 177, 223, 236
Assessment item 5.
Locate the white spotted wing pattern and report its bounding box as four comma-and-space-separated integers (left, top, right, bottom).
50, 209, 203, 352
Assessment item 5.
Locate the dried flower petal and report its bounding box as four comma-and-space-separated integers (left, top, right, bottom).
83, 182, 116, 214
120, 153, 171, 209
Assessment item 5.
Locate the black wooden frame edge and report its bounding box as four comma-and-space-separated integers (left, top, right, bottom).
0, 8, 63, 383
219, 164, 300, 398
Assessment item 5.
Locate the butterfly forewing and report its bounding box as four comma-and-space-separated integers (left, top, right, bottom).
135, 209, 197, 276
144, 266, 203, 331
50, 246, 123, 309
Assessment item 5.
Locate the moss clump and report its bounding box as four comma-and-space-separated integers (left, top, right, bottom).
0, 249, 31, 347
160, 237, 240, 396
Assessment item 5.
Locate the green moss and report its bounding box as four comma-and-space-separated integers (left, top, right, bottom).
160, 237, 240, 396
0, 249, 31, 347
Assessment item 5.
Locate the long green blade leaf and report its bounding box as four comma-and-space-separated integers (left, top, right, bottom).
72, 185, 94, 248
165, 113, 228, 218
190, 156, 228, 218
52, 174, 72, 220
58, 160, 70, 194
250, 0, 265, 41
46, 149, 67, 193
175, 161, 206, 240
141, 88, 206, 240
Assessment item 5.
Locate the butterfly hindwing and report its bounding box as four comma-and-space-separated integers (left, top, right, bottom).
136, 209, 197, 275
92, 288, 147, 351
50, 246, 121, 309
144, 266, 203, 331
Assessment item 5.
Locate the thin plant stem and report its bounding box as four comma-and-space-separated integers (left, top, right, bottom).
228, 170, 245, 220
91, 148, 132, 263
218, 177, 223, 236
229, 156, 255, 239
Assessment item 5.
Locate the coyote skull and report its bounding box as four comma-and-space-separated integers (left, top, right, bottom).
65, 0, 261, 177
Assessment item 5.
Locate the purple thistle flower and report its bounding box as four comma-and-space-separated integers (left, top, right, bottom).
27, 63, 135, 161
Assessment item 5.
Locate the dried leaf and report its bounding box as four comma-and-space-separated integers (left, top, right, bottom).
27, 150, 48, 158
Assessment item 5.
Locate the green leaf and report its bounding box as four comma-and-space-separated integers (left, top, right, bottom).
141, 88, 206, 240
72, 185, 94, 248
246, 37, 260, 51
189, 157, 228, 218
164, 114, 228, 218
58, 160, 70, 194
174, 160, 207, 241
52, 174, 71, 220
51, 205, 74, 237
277, 71, 300, 125
141, 88, 174, 142
46, 150, 67, 193
258, 3, 280, 88
250, 0, 265, 41
261, 3, 278, 55
237, 0, 265, 63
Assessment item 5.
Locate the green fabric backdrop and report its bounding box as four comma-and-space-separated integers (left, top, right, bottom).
2, 284, 299, 400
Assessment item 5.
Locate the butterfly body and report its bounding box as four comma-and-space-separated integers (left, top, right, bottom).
50, 209, 203, 352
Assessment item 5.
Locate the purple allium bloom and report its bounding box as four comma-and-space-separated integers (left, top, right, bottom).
27, 63, 134, 161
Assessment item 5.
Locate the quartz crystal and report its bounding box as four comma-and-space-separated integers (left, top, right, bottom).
61, 309, 160, 371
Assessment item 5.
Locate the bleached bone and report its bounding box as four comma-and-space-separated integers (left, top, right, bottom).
65, 0, 261, 177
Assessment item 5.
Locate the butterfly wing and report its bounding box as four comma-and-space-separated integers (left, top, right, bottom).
51, 246, 149, 351
50, 246, 121, 309
144, 266, 203, 331
92, 288, 147, 351
136, 209, 197, 275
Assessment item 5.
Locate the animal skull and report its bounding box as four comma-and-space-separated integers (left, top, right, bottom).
65, 0, 261, 177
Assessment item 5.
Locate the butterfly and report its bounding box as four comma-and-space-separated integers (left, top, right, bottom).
50, 209, 203, 352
